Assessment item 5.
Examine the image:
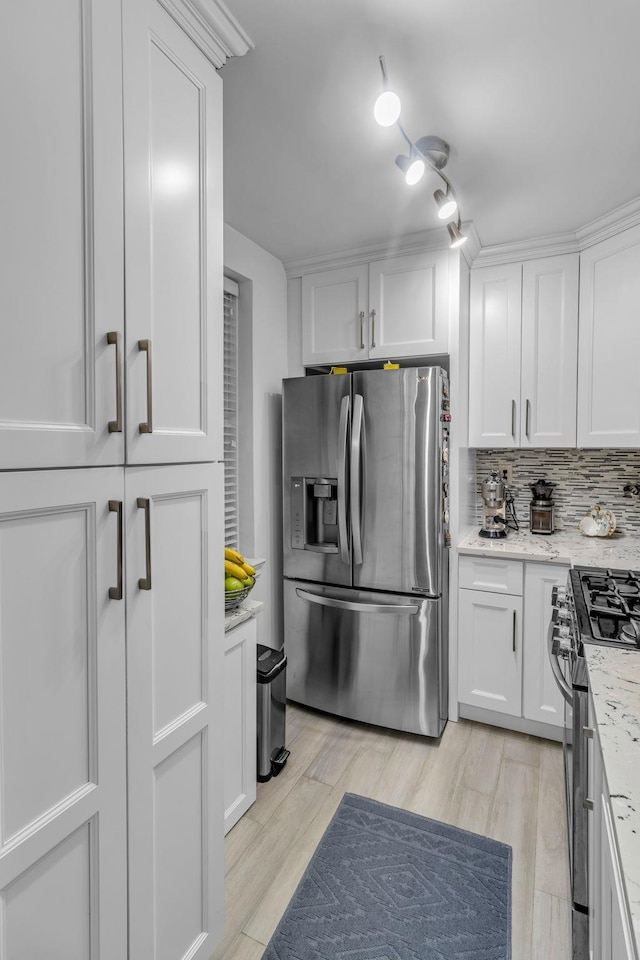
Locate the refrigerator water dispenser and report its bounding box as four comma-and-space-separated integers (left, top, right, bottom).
290, 476, 339, 552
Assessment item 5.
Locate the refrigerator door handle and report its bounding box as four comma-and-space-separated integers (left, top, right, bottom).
337, 394, 351, 564
296, 588, 419, 615
350, 393, 364, 565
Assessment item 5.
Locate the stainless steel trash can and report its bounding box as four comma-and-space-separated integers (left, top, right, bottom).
257, 644, 290, 783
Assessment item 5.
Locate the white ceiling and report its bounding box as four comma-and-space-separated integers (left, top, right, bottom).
220, 0, 640, 266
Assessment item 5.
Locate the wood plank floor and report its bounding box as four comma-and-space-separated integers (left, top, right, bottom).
212, 704, 572, 960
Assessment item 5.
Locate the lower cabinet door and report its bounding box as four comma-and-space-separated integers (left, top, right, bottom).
458, 588, 523, 716
0, 468, 127, 958
224, 618, 257, 834
522, 562, 569, 727
126, 462, 224, 959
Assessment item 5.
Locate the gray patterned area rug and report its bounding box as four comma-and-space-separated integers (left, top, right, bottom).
262, 793, 512, 960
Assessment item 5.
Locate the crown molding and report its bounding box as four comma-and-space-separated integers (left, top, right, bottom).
471, 231, 579, 268
158, 0, 253, 67
284, 222, 476, 278
575, 195, 640, 249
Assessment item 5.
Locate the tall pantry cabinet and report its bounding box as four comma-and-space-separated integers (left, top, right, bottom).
0, 2, 250, 958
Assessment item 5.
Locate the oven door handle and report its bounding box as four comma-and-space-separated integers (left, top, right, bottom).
547, 618, 573, 704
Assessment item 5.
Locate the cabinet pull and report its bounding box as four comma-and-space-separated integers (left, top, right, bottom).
107, 332, 123, 433
512, 609, 517, 652
137, 497, 152, 590
511, 399, 516, 439
138, 339, 153, 434
108, 500, 123, 600
371, 309, 376, 348
359, 311, 365, 349
526, 398, 531, 439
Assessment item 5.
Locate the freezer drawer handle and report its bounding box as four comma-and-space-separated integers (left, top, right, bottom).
296, 588, 419, 615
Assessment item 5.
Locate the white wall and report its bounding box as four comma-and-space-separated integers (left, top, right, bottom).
224, 225, 288, 651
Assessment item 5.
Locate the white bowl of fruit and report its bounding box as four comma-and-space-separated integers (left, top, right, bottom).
224, 548, 256, 611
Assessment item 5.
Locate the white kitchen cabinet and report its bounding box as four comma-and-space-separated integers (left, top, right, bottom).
589, 700, 638, 960
301, 250, 449, 365
522, 562, 569, 727
224, 617, 257, 834
0, 0, 125, 470
126, 462, 224, 959
578, 224, 640, 447
0, 468, 127, 957
469, 254, 578, 448
123, 0, 223, 465
458, 557, 566, 733
458, 588, 523, 715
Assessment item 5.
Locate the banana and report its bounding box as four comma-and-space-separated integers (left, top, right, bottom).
241, 561, 256, 577
225, 559, 247, 580
225, 547, 244, 564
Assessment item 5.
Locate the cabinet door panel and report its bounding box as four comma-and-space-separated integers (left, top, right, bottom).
458, 588, 522, 715
469, 263, 522, 447
521, 255, 578, 447
578, 225, 640, 447
224, 619, 257, 834
0, 468, 127, 959
124, 3, 223, 463
302, 266, 369, 365
522, 563, 568, 727
0, 0, 124, 468
126, 463, 224, 960
368, 251, 449, 358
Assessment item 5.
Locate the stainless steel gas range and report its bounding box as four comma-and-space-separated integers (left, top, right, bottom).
549, 566, 640, 960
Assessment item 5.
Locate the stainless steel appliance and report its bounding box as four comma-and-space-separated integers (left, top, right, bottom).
548, 566, 640, 959
530, 478, 555, 534
282, 366, 450, 738
479, 471, 508, 538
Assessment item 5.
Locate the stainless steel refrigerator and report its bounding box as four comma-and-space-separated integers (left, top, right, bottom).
282, 365, 450, 738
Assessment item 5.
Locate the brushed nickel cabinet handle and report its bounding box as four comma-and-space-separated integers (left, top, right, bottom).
108, 500, 123, 600
511, 399, 516, 439
138, 339, 153, 434
107, 332, 123, 433
512, 609, 517, 652
526, 398, 531, 439
371, 309, 376, 348
359, 311, 365, 349
137, 497, 152, 590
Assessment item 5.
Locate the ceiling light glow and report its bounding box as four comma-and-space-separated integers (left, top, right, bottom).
374, 90, 401, 127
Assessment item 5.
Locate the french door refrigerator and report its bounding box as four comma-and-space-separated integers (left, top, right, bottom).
282, 365, 450, 737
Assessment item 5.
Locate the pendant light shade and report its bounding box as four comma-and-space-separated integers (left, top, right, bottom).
434, 188, 457, 220
447, 221, 467, 248
395, 152, 425, 186
374, 89, 401, 127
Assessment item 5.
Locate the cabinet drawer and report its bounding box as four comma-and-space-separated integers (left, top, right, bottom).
459, 555, 523, 595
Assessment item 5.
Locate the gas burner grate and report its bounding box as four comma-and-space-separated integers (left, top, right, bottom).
572, 565, 640, 648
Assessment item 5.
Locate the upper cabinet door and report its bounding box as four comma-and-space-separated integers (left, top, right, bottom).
578, 225, 640, 447
302, 265, 369, 365
521, 254, 579, 447
123, 1, 223, 464
368, 250, 449, 359
469, 263, 523, 447
0, 0, 125, 469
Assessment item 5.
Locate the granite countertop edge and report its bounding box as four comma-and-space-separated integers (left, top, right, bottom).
224, 597, 264, 633
457, 527, 640, 568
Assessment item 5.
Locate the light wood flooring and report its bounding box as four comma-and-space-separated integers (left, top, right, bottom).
212, 704, 572, 960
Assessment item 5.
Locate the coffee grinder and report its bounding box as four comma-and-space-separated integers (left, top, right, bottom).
529, 479, 555, 534
479, 471, 508, 538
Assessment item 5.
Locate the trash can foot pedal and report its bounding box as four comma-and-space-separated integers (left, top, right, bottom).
271, 748, 290, 777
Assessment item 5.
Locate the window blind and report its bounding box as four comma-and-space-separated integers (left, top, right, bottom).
223, 277, 240, 548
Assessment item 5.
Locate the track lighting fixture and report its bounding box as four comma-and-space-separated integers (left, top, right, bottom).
375, 56, 465, 249
395, 150, 425, 186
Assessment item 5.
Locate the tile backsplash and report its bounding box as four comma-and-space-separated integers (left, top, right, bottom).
475, 449, 640, 534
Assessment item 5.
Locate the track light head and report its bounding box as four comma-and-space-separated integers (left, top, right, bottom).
447, 221, 467, 248
395, 152, 425, 186
374, 90, 401, 127
434, 188, 457, 220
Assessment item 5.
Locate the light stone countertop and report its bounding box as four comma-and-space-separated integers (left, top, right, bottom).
224, 597, 264, 633
584, 645, 640, 950
457, 527, 640, 569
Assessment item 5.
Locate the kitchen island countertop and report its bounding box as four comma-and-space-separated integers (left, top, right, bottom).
585, 644, 640, 951
457, 527, 640, 568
